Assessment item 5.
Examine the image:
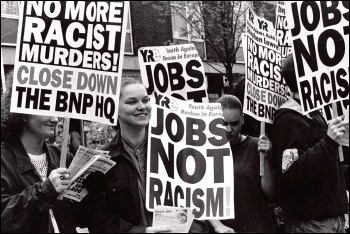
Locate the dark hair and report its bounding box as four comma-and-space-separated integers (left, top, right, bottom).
1, 70, 26, 141
281, 54, 298, 93
216, 94, 242, 112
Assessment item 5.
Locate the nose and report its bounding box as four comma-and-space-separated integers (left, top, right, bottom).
226, 124, 233, 133
50, 116, 59, 123
137, 102, 146, 110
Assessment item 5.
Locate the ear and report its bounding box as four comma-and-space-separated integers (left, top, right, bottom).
241, 114, 245, 124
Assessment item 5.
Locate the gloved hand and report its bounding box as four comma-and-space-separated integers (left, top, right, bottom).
83, 171, 106, 196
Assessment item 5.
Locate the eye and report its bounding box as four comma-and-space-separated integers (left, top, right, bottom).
142, 98, 150, 104
126, 100, 137, 104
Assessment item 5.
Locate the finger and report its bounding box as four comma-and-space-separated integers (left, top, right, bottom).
329, 116, 344, 126
333, 120, 349, 129
259, 140, 270, 145
53, 168, 70, 174
60, 173, 70, 180
259, 134, 268, 140
60, 179, 72, 185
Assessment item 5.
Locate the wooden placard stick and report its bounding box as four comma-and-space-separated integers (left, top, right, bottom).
332, 103, 344, 162
59, 118, 70, 167
260, 122, 266, 176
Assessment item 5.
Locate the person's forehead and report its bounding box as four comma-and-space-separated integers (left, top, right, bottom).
121, 84, 147, 98
222, 108, 242, 121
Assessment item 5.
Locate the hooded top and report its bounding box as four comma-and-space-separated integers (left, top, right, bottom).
270, 98, 347, 219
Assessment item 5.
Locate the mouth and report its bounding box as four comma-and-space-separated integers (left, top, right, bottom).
134, 113, 148, 117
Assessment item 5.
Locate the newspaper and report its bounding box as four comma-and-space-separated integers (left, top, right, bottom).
153, 206, 194, 233
60, 146, 116, 202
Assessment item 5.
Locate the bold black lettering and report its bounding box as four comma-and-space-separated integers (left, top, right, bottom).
312, 76, 323, 107
152, 108, 164, 135
139, 50, 148, 62
15, 87, 26, 107
300, 80, 314, 110
69, 93, 82, 113
39, 89, 51, 110
293, 35, 318, 77
161, 96, 170, 109
207, 148, 231, 183
164, 182, 174, 206
186, 117, 206, 146
145, 65, 154, 95
149, 177, 162, 209
187, 90, 207, 102
168, 62, 185, 91
320, 73, 331, 103
104, 97, 115, 124
321, 1, 341, 27
55, 91, 68, 111
291, 2, 301, 36
208, 118, 228, 146
192, 188, 205, 218
177, 148, 206, 184
186, 60, 204, 88
166, 113, 184, 142
150, 137, 174, 179
318, 29, 345, 67
336, 68, 349, 98
171, 93, 186, 100
82, 94, 93, 114
95, 95, 104, 117
300, 2, 320, 31
25, 88, 39, 109
174, 186, 184, 207
206, 188, 224, 217
154, 64, 169, 93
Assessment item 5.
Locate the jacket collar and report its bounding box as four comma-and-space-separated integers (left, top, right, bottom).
104, 130, 127, 158
12, 138, 59, 174
279, 98, 312, 119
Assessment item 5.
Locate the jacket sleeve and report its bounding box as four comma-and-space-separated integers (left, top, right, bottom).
77, 193, 147, 233
272, 115, 339, 191
1, 174, 58, 232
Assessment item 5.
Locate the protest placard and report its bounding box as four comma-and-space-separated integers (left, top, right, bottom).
61, 146, 115, 202
243, 8, 288, 124
285, 1, 349, 114
153, 206, 194, 233
1, 48, 5, 94
321, 101, 349, 147
275, 1, 292, 58
146, 94, 234, 220
10, 1, 129, 125
138, 44, 209, 103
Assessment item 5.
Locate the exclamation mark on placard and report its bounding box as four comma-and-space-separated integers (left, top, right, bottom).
112, 53, 119, 71
226, 187, 231, 217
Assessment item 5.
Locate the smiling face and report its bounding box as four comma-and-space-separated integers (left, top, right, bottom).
22, 115, 59, 140
118, 83, 152, 129
222, 108, 244, 144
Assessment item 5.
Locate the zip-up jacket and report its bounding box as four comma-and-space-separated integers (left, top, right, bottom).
270, 98, 347, 219
1, 139, 73, 233
82, 130, 151, 233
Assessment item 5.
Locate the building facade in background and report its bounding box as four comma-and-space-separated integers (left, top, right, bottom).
1, 1, 267, 99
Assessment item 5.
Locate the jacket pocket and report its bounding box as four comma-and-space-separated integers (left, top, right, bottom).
106, 180, 133, 215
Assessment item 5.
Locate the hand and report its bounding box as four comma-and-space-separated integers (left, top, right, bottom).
145, 226, 172, 233
214, 225, 235, 233
327, 116, 347, 143
83, 171, 106, 195
258, 135, 271, 155
48, 168, 71, 193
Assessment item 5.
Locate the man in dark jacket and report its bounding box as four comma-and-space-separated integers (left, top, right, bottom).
270, 54, 348, 233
